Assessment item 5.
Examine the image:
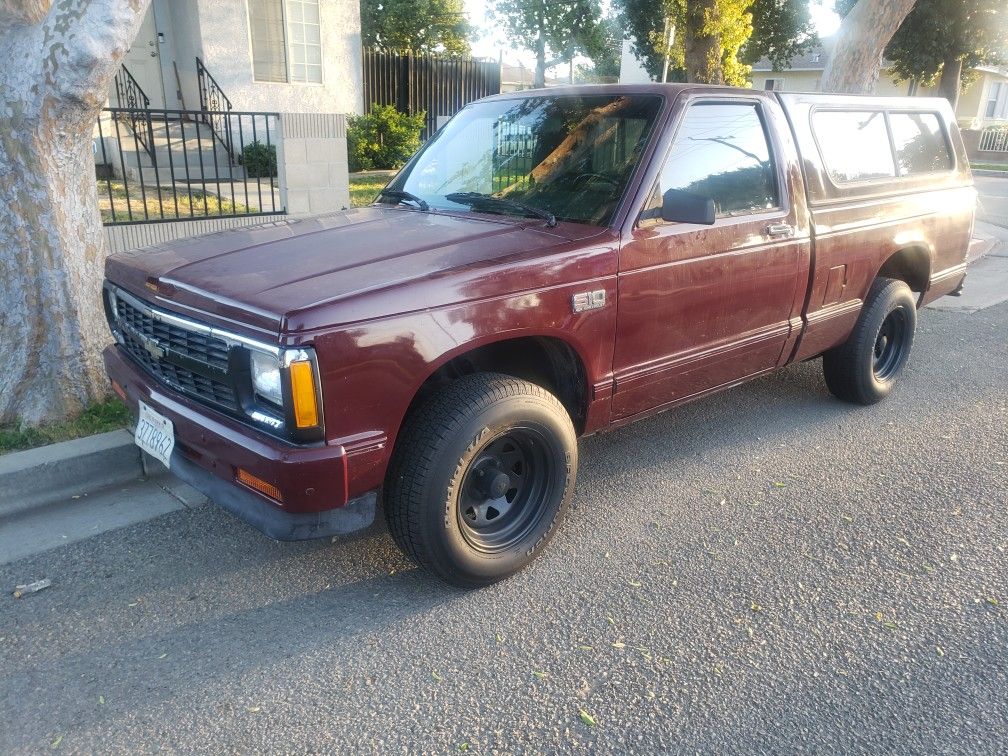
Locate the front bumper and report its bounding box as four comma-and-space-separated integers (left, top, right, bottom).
104, 345, 375, 540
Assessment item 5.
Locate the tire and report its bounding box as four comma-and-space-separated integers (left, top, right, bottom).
384, 373, 578, 588
822, 277, 917, 405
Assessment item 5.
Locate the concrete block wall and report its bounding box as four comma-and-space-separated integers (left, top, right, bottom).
277, 113, 351, 216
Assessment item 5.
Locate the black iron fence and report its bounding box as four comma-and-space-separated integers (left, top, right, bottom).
94, 107, 284, 226
362, 48, 501, 139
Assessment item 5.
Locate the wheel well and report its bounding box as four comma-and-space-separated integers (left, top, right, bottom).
877, 246, 931, 295
404, 337, 590, 434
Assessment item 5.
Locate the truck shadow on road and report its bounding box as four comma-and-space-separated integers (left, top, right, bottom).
1, 352, 962, 740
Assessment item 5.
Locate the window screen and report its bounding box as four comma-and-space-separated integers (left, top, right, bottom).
652, 103, 779, 217
889, 112, 952, 175
812, 110, 895, 183
249, 0, 288, 83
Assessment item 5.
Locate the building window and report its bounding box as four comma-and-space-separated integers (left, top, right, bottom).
764, 78, 785, 91
986, 82, 1004, 119
249, 0, 322, 84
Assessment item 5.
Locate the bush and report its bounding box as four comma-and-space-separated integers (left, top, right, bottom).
347, 105, 426, 172
242, 140, 277, 178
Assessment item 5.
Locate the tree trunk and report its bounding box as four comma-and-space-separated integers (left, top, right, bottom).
534, 32, 547, 87
0, 0, 150, 426
820, 0, 916, 94
938, 54, 963, 111
683, 0, 724, 85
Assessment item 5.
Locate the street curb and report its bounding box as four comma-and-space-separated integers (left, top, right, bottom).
0, 430, 166, 520
973, 168, 1008, 178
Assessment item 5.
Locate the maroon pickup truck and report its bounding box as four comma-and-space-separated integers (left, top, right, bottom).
103, 84, 975, 587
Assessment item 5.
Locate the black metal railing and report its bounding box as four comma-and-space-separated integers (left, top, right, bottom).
196, 57, 235, 162
113, 64, 156, 161
94, 107, 284, 226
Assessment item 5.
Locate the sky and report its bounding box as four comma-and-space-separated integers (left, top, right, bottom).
463, 0, 842, 69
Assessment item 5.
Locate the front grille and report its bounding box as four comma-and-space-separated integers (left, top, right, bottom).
112, 291, 239, 411
115, 295, 230, 371
119, 327, 238, 408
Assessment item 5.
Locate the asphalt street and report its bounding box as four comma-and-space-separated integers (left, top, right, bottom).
976, 174, 1008, 229
2, 296, 1006, 753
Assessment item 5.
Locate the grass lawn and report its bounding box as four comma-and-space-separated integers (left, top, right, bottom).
349, 174, 388, 207
98, 180, 259, 223
971, 162, 1008, 172
0, 397, 133, 455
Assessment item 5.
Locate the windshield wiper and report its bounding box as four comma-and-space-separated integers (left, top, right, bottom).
445, 192, 557, 227
379, 189, 429, 211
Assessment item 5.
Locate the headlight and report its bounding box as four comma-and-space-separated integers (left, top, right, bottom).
250, 350, 282, 406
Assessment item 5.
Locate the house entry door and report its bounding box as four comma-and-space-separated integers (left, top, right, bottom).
120, 6, 165, 108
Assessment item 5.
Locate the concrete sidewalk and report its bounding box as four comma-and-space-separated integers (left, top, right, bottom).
929, 220, 1008, 314
0, 431, 206, 565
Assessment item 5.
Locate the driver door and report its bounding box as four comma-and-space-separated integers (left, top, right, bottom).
612, 96, 808, 419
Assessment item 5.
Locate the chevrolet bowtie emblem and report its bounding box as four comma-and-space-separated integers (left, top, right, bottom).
139, 333, 165, 360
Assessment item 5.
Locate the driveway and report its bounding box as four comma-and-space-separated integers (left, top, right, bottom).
2, 299, 1006, 753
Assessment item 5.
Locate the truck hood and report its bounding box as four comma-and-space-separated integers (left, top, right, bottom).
105, 207, 602, 336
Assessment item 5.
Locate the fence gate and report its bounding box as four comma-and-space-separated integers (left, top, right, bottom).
362, 48, 501, 140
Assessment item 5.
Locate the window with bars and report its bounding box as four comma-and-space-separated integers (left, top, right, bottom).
249, 0, 323, 85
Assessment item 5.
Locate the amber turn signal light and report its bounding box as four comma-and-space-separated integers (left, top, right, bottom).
236, 468, 283, 502
289, 359, 319, 428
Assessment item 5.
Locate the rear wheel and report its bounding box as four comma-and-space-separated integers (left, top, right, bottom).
384, 373, 577, 588
822, 277, 917, 405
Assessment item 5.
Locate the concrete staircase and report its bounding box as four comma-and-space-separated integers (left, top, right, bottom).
114, 116, 246, 186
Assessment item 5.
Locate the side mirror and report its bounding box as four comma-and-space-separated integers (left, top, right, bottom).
661, 188, 716, 225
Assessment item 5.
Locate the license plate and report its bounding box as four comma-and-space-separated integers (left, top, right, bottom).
135, 400, 175, 470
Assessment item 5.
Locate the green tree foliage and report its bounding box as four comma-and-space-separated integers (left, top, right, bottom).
347, 105, 427, 172
836, 0, 1006, 103
361, 0, 471, 54
743, 0, 817, 68
490, 0, 605, 87
617, 0, 754, 85
575, 13, 624, 82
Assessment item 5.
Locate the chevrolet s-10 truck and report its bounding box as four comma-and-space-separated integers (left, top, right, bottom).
102, 84, 975, 587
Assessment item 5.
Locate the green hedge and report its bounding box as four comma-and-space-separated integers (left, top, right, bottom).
348, 105, 426, 172
242, 141, 277, 178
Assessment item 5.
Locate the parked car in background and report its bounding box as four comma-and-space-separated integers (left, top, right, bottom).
102, 84, 975, 587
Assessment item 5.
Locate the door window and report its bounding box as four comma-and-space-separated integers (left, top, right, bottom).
646, 102, 779, 220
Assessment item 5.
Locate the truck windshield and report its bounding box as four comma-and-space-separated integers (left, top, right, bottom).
387, 94, 664, 227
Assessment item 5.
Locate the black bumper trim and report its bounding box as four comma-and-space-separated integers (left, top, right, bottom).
168, 452, 376, 541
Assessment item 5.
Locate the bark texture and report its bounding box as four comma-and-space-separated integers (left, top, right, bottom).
820, 0, 916, 94
683, 0, 724, 85
938, 54, 963, 111
0, 0, 149, 425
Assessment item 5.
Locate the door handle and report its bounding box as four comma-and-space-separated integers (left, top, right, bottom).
765, 223, 794, 238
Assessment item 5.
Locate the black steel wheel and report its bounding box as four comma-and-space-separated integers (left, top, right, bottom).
457, 429, 557, 554
872, 308, 911, 380
384, 373, 577, 588
823, 277, 917, 405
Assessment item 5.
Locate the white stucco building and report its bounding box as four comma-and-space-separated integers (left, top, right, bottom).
113, 0, 363, 116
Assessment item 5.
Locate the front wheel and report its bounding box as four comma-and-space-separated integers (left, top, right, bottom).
384, 373, 577, 588
822, 277, 917, 405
